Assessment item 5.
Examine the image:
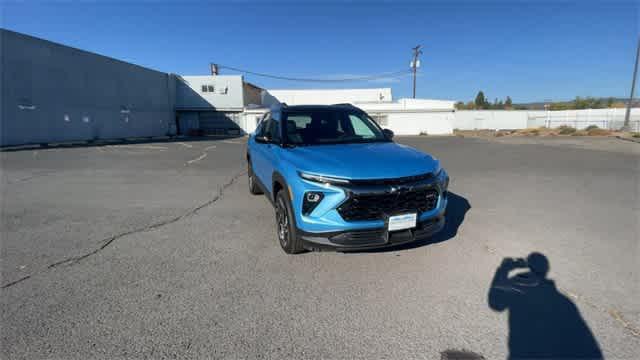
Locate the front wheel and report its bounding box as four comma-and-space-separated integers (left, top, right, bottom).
275, 190, 304, 254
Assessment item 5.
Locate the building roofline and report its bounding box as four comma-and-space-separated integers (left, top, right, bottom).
1, 28, 168, 76
267, 87, 392, 92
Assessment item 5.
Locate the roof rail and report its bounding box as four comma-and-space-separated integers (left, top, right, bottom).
332, 103, 355, 107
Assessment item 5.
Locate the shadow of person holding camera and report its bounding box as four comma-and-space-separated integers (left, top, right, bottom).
488, 252, 603, 359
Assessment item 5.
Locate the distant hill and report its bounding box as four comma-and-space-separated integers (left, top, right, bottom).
514, 97, 637, 110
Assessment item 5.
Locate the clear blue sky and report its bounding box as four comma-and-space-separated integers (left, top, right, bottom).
2, 0, 638, 102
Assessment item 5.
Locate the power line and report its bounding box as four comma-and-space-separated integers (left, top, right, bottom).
214, 64, 412, 83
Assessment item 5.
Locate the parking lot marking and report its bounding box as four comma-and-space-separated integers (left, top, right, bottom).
187, 152, 207, 164
108, 145, 168, 150
222, 140, 243, 144
185, 145, 217, 165
177, 142, 193, 148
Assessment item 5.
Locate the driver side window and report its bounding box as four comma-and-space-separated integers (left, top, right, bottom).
257, 114, 271, 137
268, 118, 281, 143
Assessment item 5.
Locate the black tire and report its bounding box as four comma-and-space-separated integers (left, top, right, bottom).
275, 189, 304, 254
247, 161, 263, 195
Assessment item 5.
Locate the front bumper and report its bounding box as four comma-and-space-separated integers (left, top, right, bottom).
298, 212, 446, 251
291, 169, 449, 234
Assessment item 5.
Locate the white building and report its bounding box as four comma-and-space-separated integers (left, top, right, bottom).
264, 88, 455, 135
265, 88, 393, 106
171, 76, 458, 136
174, 75, 264, 135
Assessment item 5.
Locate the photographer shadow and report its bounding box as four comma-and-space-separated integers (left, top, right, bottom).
488, 253, 603, 359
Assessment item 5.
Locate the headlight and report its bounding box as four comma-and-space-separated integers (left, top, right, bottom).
298, 171, 350, 185
432, 160, 442, 177
437, 168, 449, 191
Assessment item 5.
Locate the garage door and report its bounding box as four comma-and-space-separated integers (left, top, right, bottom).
199, 112, 242, 135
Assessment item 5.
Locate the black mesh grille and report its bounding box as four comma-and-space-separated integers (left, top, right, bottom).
338, 188, 439, 221
348, 172, 434, 186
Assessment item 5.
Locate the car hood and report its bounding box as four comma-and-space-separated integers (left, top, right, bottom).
281, 142, 440, 179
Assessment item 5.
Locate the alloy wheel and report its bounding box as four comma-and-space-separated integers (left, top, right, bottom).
276, 198, 289, 248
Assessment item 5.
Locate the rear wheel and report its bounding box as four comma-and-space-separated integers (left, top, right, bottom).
247, 161, 262, 195
275, 189, 303, 254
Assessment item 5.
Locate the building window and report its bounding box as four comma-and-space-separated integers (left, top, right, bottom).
201, 85, 208, 92
207, 85, 215, 92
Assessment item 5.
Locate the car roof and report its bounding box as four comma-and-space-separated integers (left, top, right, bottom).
280, 104, 361, 112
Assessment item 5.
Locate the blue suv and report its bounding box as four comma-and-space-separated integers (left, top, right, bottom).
247, 104, 449, 253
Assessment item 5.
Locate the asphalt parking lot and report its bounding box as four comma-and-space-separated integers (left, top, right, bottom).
1, 136, 638, 359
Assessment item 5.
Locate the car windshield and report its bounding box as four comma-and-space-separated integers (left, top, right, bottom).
283, 110, 388, 145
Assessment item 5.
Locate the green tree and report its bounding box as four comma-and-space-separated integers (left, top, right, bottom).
455, 101, 465, 110
475, 91, 488, 109
505, 96, 513, 109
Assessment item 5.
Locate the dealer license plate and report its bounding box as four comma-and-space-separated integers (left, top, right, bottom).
388, 213, 417, 232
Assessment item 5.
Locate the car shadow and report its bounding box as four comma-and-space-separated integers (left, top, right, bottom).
349, 191, 471, 253
488, 252, 603, 359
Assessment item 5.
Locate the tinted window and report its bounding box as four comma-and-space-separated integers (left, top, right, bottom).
267, 119, 281, 143
257, 113, 271, 138
348, 114, 376, 138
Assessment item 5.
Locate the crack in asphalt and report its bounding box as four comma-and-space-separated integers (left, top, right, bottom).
1, 170, 247, 289
6, 171, 55, 184
565, 290, 640, 338
609, 309, 640, 338
0, 275, 31, 289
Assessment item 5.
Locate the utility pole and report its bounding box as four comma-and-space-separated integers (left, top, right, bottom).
623, 38, 639, 131
411, 45, 422, 99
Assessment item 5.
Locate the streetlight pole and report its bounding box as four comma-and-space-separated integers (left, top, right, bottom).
411, 45, 422, 99
623, 38, 639, 131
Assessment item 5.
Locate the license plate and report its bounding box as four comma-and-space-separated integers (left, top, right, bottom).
388, 213, 417, 232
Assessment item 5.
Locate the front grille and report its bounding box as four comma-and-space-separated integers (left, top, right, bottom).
348, 172, 434, 186
338, 187, 439, 221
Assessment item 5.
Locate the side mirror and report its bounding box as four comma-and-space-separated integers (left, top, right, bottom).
255, 135, 270, 143
382, 128, 394, 140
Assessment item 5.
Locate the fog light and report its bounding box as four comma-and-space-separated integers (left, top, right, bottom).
302, 192, 324, 215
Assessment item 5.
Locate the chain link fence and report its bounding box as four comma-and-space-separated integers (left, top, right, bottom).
527, 109, 640, 132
